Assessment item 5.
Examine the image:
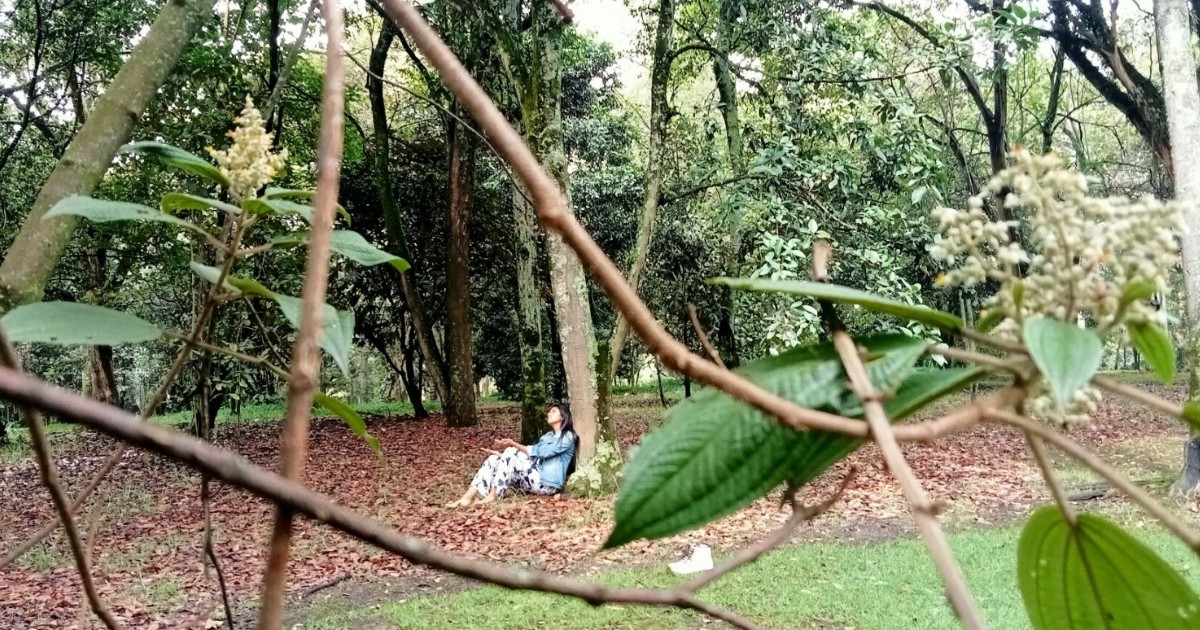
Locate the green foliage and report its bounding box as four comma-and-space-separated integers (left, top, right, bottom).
314, 393, 381, 454
1, 302, 162, 345
714, 278, 964, 329
1017, 506, 1200, 629
1127, 321, 1175, 384
159, 192, 241, 215
1023, 318, 1103, 406
607, 335, 978, 548
273, 230, 410, 272
45, 196, 207, 237
118, 141, 230, 187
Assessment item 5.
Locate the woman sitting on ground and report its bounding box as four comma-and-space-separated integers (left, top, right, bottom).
446, 403, 577, 508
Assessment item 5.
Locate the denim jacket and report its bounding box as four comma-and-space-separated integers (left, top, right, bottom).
529, 430, 575, 490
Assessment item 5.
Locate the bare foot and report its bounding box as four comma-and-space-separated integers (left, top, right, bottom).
478, 493, 497, 505
444, 499, 465, 509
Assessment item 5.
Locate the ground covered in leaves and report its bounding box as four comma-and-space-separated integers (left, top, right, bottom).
0, 383, 1194, 628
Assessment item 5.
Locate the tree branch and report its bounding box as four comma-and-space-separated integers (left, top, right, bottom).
0, 368, 763, 630
257, 0, 345, 624
687, 303, 724, 368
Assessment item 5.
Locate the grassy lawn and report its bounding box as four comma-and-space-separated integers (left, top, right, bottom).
300, 522, 1200, 630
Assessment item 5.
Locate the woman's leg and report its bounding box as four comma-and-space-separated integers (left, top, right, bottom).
480, 448, 531, 503
447, 452, 503, 508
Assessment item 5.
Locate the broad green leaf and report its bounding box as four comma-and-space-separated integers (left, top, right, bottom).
606, 335, 939, 549
273, 294, 355, 378
189, 262, 238, 292
46, 196, 208, 239
911, 186, 928, 204
160, 192, 241, 215
1128, 321, 1175, 384
2, 302, 162, 345
1121, 280, 1159, 306
263, 187, 351, 224
189, 263, 272, 297
1018, 506, 1200, 629
314, 393, 381, 453
119, 141, 229, 187
274, 230, 409, 272
1023, 317, 1103, 406
1011, 3, 1027, 18
713, 278, 963, 330
242, 197, 314, 222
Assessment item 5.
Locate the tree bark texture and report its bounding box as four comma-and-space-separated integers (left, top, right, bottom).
444, 116, 478, 427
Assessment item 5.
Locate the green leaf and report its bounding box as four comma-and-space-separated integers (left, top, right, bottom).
264, 187, 351, 224
189, 263, 273, 297
119, 141, 229, 187
1128, 321, 1175, 384
242, 198, 314, 222
46, 196, 208, 239
976, 309, 1005, 333
2, 302, 162, 345
713, 278, 963, 330
1121, 280, 1159, 305
274, 231, 409, 272
189, 262, 238, 292
314, 393, 381, 453
606, 335, 930, 549
273, 294, 355, 378
1023, 318, 1103, 406
911, 186, 928, 205
1011, 3, 1027, 18
1018, 506, 1200, 629
160, 192, 241, 215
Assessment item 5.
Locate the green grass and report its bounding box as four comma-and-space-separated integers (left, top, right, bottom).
300, 523, 1200, 630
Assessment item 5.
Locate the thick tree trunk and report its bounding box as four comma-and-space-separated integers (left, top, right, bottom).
711, 0, 743, 368
87, 346, 120, 408
367, 22, 451, 407
604, 0, 676, 427
0, 0, 218, 313
444, 116, 477, 427
1156, 0, 1200, 497
515, 185, 549, 444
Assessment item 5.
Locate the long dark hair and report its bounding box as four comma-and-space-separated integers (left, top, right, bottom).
550, 402, 580, 479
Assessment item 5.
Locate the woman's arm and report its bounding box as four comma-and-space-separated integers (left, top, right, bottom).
528, 434, 573, 459
496, 438, 529, 454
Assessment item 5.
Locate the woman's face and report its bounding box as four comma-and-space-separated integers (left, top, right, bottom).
547, 406, 563, 428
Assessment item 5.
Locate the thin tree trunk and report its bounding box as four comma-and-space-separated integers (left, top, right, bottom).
400, 319, 428, 418
711, 0, 743, 368
605, 0, 675, 395
0, 0, 218, 313
1157, 0, 1200, 497
265, 0, 283, 132
444, 113, 477, 427
367, 22, 451, 406
655, 358, 666, 407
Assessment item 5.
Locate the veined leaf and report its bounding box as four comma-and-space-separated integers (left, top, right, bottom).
119, 141, 229, 187
46, 196, 208, 239
314, 393, 381, 453
273, 230, 409, 272
606, 335, 961, 548
2, 302, 162, 345
1127, 321, 1175, 384
1018, 506, 1200, 629
242, 198, 314, 222
1023, 318, 1103, 406
712, 278, 963, 330
160, 192, 241, 215
273, 294, 355, 378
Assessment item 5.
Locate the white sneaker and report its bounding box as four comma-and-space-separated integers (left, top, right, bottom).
669, 543, 713, 575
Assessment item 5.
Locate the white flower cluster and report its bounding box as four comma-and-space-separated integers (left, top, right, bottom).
207, 97, 288, 201
929, 148, 1183, 425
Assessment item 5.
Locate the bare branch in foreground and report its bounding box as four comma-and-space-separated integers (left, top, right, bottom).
684, 467, 857, 592
0, 335, 121, 628
687, 303, 725, 368
985, 409, 1200, 551
812, 240, 986, 629
258, 0, 346, 625
0, 368, 762, 630
1024, 432, 1077, 525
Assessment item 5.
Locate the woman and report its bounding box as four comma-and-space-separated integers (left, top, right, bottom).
446, 403, 577, 508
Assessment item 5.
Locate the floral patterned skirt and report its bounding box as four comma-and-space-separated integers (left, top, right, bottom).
471, 447, 557, 498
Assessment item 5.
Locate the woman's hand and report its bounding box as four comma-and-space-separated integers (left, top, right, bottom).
493, 438, 519, 448
479, 447, 500, 456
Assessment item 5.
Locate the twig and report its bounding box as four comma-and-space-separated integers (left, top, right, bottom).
687, 303, 724, 368
372, 0, 923, 442
206, 541, 235, 629
812, 241, 986, 629
959, 328, 1026, 354
164, 331, 289, 379
0, 333, 121, 628
1024, 432, 1077, 525
1092, 374, 1184, 419
549, 0, 574, 22
1, 216, 249, 569
0, 368, 763, 630
929, 344, 1024, 373
986, 409, 1200, 551
684, 466, 857, 592
257, 0, 345, 625
301, 573, 350, 598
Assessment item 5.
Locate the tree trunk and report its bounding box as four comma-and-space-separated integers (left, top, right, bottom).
514, 183, 549, 444
400, 320, 429, 418
444, 114, 477, 427
1156, 0, 1200, 497
655, 358, 667, 407
604, 0, 675, 428
87, 346, 120, 407
711, 0, 743, 368
0, 0, 218, 313
367, 22, 452, 407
